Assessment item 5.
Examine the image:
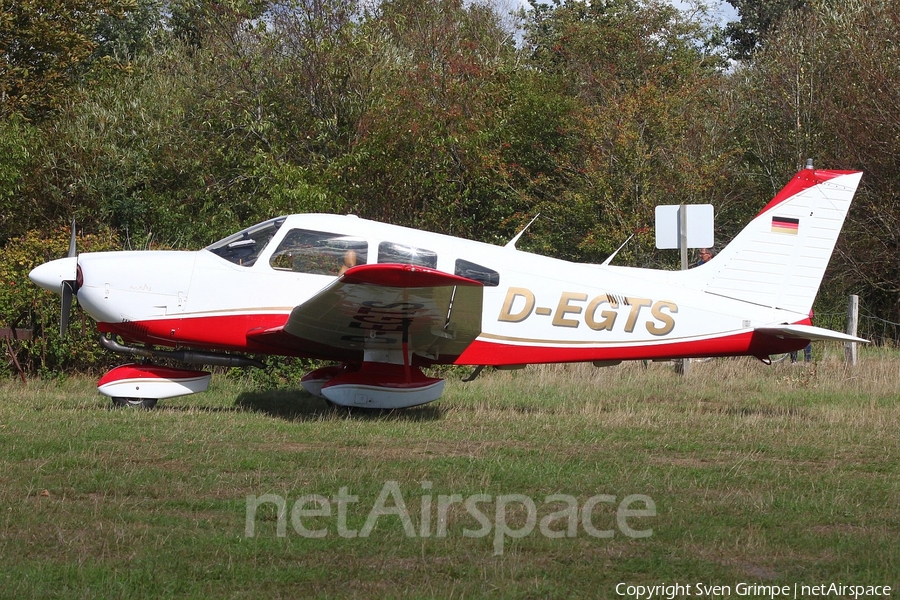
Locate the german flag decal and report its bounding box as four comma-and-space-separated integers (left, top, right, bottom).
771, 216, 799, 235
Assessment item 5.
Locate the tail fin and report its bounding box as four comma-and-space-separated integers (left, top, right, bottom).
694, 168, 862, 315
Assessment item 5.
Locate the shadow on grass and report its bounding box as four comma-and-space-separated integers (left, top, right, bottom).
233, 388, 444, 422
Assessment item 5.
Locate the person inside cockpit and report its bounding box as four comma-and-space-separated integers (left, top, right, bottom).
339, 249, 357, 275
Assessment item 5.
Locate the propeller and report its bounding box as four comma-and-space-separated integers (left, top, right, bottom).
68, 216, 76, 258
60, 218, 78, 337
28, 217, 81, 337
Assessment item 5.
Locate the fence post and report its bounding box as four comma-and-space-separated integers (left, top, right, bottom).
845, 294, 859, 366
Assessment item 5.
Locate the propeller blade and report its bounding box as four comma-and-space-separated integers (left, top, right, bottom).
60, 280, 74, 337
68, 218, 77, 258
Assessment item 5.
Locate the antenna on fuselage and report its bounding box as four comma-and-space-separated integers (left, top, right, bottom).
505, 213, 540, 250
600, 234, 634, 266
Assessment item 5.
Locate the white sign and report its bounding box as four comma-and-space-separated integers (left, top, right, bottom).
655, 204, 714, 249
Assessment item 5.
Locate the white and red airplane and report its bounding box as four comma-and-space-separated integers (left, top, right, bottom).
29, 166, 867, 409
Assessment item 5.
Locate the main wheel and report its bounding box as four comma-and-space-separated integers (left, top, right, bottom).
111, 397, 158, 410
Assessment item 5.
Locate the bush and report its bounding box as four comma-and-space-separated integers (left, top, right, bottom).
0, 226, 122, 377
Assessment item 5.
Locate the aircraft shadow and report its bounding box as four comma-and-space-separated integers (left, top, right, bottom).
232, 388, 444, 422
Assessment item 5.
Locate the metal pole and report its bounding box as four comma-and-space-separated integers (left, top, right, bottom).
677, 204, 690, 376
845, 294, 859, 366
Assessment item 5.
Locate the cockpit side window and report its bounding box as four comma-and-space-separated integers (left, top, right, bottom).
206, 217, 285, 267
377, 241, 437, 268
455, 259, 499, 286
269, 229, 368, 275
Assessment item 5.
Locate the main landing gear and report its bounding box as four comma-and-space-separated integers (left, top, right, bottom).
110, 397, 159, 410
97, 363, 211, 409
301, 361, 445, 409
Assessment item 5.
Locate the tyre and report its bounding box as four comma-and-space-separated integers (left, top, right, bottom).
111, 397, 158, 410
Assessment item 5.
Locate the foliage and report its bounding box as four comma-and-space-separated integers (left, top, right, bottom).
332, 0, 526, 242
25, 1, 360, 248
237, 354, 323, 390
3, 0, 900, 378
0, 226, 121, 376
803, 1, 900, 318
0, 114, 38, 243
0, 0, 147, 122
521, 0, 737, 265
729, 0, 900, 319
723, 0, 808, 59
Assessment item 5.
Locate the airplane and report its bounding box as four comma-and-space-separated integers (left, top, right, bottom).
28, 165, 868, 409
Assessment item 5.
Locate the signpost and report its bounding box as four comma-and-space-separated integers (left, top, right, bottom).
655, 203, 715, 374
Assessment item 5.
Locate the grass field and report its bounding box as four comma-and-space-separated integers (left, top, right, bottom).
1, 346, 898, 599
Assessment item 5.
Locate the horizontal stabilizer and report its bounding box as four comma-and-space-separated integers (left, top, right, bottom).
755, 324, 869, 344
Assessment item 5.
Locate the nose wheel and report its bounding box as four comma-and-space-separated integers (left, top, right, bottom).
111, 397, 158, 410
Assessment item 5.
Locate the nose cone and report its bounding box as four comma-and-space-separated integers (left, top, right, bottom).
29, 257, 78, 293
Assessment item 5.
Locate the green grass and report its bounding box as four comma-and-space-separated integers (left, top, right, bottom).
1, 348, 898, 598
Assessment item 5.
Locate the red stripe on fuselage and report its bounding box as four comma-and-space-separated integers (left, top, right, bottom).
454, 331, 810, 365
98, 314, 814, 366
99, 313, 291, 352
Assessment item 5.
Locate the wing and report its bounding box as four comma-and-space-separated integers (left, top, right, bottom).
247, 264, 483, 363
755, 323, 869, 344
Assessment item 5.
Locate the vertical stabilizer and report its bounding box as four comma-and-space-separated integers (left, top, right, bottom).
694, 168, 862, 315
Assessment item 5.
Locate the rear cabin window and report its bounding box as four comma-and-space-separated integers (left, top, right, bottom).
269, 229, 367, 275
455, 259, 499, 286
377, 242, 437, 268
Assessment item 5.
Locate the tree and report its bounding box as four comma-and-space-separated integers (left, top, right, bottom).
724, 0, 808, 59
93, 0, 164, 63
521, 0, 736, 265
729, 0, 900, 327
331, 0, 525, 241
0, 0, 143, 121
0, 114, 38, 243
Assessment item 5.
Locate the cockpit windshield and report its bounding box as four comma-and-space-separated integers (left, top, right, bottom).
205, 217, 285, 267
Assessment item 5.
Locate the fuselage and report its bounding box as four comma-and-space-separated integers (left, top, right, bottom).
48, 213, 808, 365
